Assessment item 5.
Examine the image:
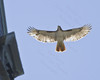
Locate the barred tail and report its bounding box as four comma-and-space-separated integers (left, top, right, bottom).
56, 41, 66, 52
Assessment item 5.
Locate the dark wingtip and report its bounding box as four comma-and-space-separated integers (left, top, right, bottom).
27, 26, 35, 31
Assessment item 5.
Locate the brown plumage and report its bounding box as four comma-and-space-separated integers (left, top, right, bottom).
27, 24, 92, 52
56, 41, 66, 52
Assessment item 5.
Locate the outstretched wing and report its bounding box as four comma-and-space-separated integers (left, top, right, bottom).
27, 27, 56, 42
63, 25, 92, 41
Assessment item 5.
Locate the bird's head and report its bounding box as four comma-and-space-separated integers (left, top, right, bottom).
57, 25, 62, 31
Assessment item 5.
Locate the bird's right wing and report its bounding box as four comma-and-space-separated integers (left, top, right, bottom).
27, 27, 57, 42
63, 25, 92, 41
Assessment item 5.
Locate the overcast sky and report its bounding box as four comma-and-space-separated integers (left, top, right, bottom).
4, 0, 100, 80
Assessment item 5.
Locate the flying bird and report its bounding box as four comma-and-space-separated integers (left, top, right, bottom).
27, 25, 92, 52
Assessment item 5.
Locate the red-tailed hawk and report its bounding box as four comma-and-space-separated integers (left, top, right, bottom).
27, 25, 92, 52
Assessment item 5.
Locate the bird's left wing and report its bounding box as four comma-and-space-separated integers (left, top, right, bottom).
63, 25, 92, 41
27, 27, 56, 42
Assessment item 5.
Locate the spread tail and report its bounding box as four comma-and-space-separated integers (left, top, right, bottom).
56, 41, 66, 52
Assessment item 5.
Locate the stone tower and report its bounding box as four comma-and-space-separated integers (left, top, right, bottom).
0, 0, 24, 80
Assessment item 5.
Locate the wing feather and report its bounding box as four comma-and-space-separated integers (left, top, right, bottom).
63, 25, 92, 41
27, 27, 56, 42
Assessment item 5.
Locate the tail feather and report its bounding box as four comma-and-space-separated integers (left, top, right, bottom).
56, 41, 66, 52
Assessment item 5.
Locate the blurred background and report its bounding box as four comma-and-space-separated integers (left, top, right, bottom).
4, 0, 100, 80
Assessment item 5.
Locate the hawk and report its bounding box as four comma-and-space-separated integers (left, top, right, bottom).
27, 25, 92, 52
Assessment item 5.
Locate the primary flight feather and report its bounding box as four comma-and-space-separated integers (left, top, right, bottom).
27, 24, 92, 52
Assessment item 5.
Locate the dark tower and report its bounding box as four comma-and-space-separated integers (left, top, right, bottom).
0, 0, 24, 80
